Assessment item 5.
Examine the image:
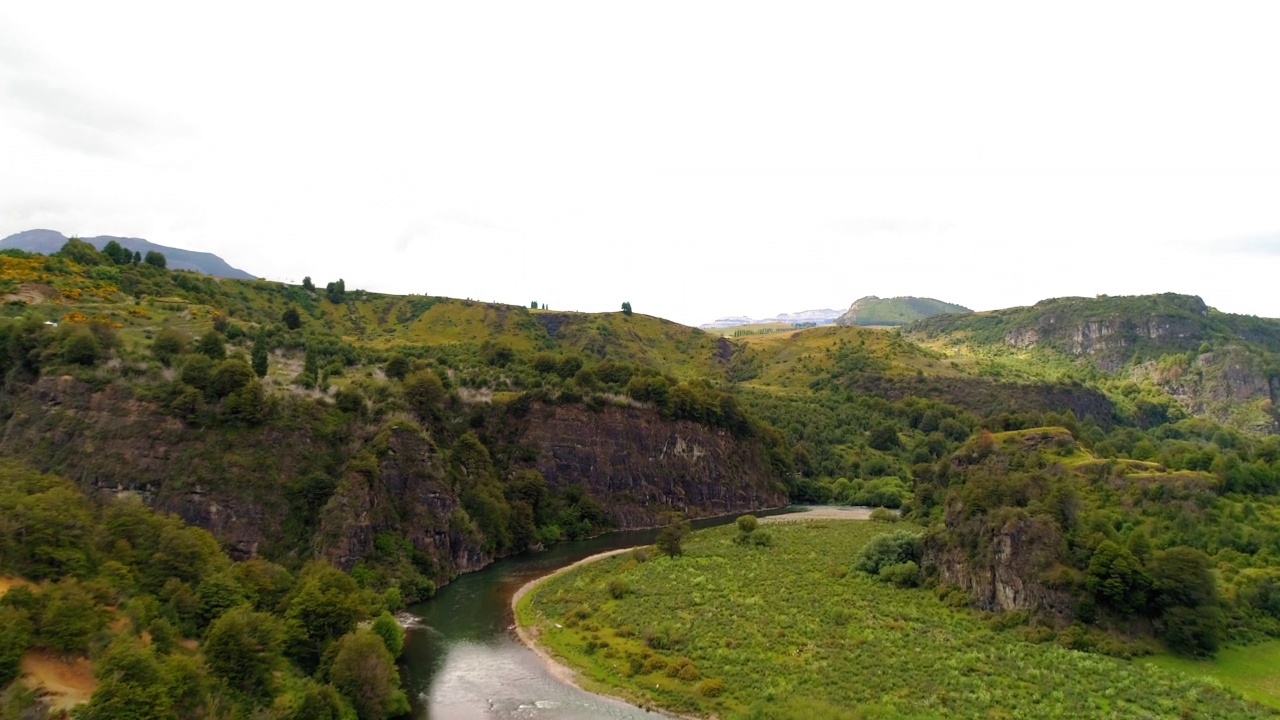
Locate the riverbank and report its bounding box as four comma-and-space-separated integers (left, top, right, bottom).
511, 521, 1266, 719
508, 506, 873, 717
512, 547, 703, 719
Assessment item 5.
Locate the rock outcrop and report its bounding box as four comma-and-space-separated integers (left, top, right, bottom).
517, 403, 787, 527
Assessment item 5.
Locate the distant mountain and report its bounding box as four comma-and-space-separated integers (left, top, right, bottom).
700, 308, 842, 329
0, 229, 256, 279
834, 295, 971, 326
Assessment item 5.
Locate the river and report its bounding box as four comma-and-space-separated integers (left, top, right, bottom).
401, 507, 804, 719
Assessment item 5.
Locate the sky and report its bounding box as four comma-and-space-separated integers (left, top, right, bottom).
3, 2, 1279, 327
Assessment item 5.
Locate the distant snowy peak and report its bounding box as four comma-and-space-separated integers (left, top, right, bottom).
699, 309, 842, 329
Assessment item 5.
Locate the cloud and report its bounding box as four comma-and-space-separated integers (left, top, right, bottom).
832, 216, 953, 238
1216, 233, 1280, 256
0, 31, 181, 158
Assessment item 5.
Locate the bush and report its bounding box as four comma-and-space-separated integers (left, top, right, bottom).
736, 515, 759, 534
869, 507, 899, 523
878, 561, 920, 587
152, 327, 186, 366
696, 678, 725, 697
61, 328, 102, 366
403, 369, 445, 417
656, 521, 691, 558
608, 579, 632, 599
854, 530, 921, 576
370, 611, 405, 658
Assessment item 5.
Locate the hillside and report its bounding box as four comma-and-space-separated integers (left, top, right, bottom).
4, 243, 1280, 711
1, 229, 256, 279
835, 295, 972, 326
908, 293, 1280, 432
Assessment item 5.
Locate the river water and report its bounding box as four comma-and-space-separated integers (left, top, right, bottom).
401, 507, 802, 719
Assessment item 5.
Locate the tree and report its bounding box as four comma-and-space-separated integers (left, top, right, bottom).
251, 336, 269, 377
35, 578, 107, 654
854, 530, 921, 575
56, 237, 105, 266
383, 354, 410, 380
203, 606, 285, 697
621, 301, 632, 315
656, 520, 691, 558
302, 276, 315, 292
133, 250, 142, 264
328, 628, 410, 719
274, 680, 346, 720
144, 250, 167, 269
0, 606, 32, 686
194, 332, 226, 360
531, 300, 538, 309
81, 639, 175, 720
282, 306, 303, 330
868, 423, 902, 451
285, 562, 364, 662
102, 240, 133, 265
61, 327, 103, 366
403, 369, 445, 417
224, 380, 268, 424
210, 358, 255, 398
370, 611, 404, 658
151, 327, 186, 366
325, 279, 346, 303
1086, 540, 1151, 614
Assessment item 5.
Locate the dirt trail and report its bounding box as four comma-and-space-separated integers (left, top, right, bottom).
21, 651, 96, 712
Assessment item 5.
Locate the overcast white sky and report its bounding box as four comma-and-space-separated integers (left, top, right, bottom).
3, 2, 1279, 326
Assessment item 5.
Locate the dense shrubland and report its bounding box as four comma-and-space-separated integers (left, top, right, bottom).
0, 462, 407, 718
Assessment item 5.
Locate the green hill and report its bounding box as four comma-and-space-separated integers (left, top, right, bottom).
834, 295, 971, 326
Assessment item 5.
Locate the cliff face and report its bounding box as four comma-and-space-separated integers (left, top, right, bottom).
1136, 345, 1280, 432
0, 376, 785, 585
924, 513, 1075, 622
314, 424, 491, 579
517, 403, 787, 527
1004, 312, 1207, 371
1, 376, 290, 559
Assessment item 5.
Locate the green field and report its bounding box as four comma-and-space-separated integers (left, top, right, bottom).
1147, 641, 1280, 710
517, 521, 1277, 719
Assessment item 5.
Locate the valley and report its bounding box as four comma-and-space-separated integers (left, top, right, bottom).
1, 239, 1279, 717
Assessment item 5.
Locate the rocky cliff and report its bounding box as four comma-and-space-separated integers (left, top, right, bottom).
0, 376, 785, 587
517, 402, 788, 527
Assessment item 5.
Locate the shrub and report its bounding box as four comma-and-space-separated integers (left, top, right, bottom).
656, 521, 691, 558
371, 611, 405, 658
854, 530, 922, 576
608, 579, 632, 599
61, 328, 102, 366
869, 507, 898, 523
878, 561, 920, 587
695, 678, 725, 697
152, 327, 186, 365
736, 515, 759, 534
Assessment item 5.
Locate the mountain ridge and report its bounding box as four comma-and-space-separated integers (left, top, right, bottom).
835, 295, 972, 326
0, 228, 256, 279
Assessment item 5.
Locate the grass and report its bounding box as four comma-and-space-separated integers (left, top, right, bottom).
518, 521, 1278, 719
1146, 641, 1280, 709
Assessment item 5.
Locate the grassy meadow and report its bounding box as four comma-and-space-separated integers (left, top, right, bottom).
517, 521, 1278, 719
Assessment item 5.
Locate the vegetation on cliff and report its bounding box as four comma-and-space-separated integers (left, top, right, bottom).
0, 461, 407, 718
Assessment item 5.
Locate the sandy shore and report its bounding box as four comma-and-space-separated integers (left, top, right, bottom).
760, 505, 883, 522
